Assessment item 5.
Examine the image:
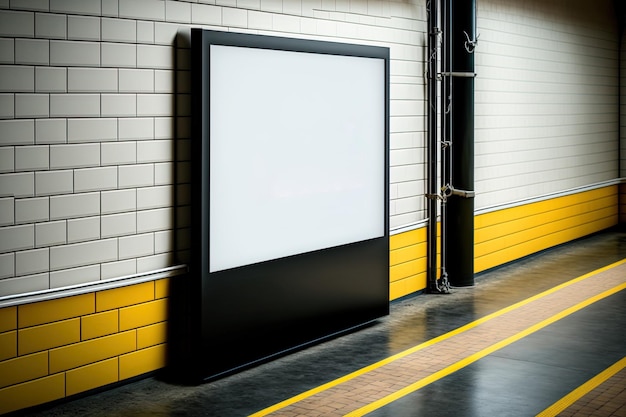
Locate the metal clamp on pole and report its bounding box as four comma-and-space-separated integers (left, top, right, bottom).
442, 184, 475, 199
439, 71, 477, 78
463, 30, 479, 53
425, 193, 444, 201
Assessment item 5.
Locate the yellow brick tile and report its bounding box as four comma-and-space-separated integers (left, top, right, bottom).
0, 331, 17, 361
405, 272, 427, 294
119, 299, 168, 331
18, 294, 95, 328
0, 307, 17, 333
81, 310, 119, 341
155, 278, 170, 299
390, 258, 426, 282
390, 242, 427, 266
96, 282, 155, 312
389, 227, 426, 250
119, 344, 166, 381
18, 318, 80, 356
389, 279, 407, 301
0, 351, 48, 389
49, 330, 136, 374
66, 358, 118, 397
389, 273, 427, 301
137, 322, 167, 349
0, 373, 65, 415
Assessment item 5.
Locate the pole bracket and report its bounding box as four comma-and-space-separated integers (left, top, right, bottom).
442, 184, 475, 199
463, 30, 480, 53
425, 193, 444, 201
438, 71, 477, 78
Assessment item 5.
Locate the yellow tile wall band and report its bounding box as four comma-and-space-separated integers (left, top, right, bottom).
18, 318, 80, 356
0, 278, 172, 415
390, 258, 426, 283
81, 310, 119, 341
475, 187, 616, 229
0, 351, 48, 389
390, 227, 425, 251
18, 294, 94, 328
0, 373, 66, 415
390, 185, 619, 300
119, 343, 167, 380
137, 322, 168, 349
155, 278, 170, 299
65, 358, 119, 397
0, 330, 16, 361
96, 281, 155, 312
390, 242, 426, 266
49, 330, 136, 374
0, 307, 16, 333
619, 183, 626, 222
119, 298, 168, 331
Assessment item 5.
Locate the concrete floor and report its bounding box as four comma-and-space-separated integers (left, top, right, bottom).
18, 228, 626, 416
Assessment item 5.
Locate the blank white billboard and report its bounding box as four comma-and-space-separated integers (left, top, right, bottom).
209, 45, 386, 272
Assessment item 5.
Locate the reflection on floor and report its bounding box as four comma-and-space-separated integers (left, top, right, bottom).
20, 228, 626, 417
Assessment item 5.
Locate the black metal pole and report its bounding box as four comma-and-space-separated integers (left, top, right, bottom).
441, 0, 451, 288
426, 0, 439, 292
446, 0, 475, 287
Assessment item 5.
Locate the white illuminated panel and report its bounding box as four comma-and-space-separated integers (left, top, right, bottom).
209, 45, 385, 272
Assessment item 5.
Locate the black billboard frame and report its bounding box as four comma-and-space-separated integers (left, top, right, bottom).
189, 28, 390, 381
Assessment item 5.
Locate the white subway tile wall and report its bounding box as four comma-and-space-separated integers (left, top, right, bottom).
101, 141, 137, 166
49, 264, 100, 288
67, 118, 117, 142
0, 252, 14, 278
475, 0, 619, 208
118, 232, 154, 260
1, 0, 618, 297
35, 12, 67, 39
0, 273, 49, 296
15, 145, 49, 171
0, 197, 14, 225
101, 189, 136, 214
1, 119, 35, 145
1, 172, 34, 197
35, 67, 67, 93
15, 39, 49, 65
0, 224, 34, 253
0, 38, 14, 64
15, 94, 50, 118
100, 212, 137, 238
0, 10, 34, 38
35, 169, 73, 196
35, 220, 66, 247
49, 191, 99, 219
14, 196, 49, 224
67, 216, 101, 243
100, 258, 136, 279
8, 0, 412, 295
15, 247, 49, 276
49, 237, 118, 270
0, 93, 14, 118
50, 143, 100, 169
35, 118, 66, 143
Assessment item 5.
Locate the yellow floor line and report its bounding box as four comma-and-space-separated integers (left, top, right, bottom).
249, 258, 626, 417
347, 281, 626, 416
535, 356, 626, 417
